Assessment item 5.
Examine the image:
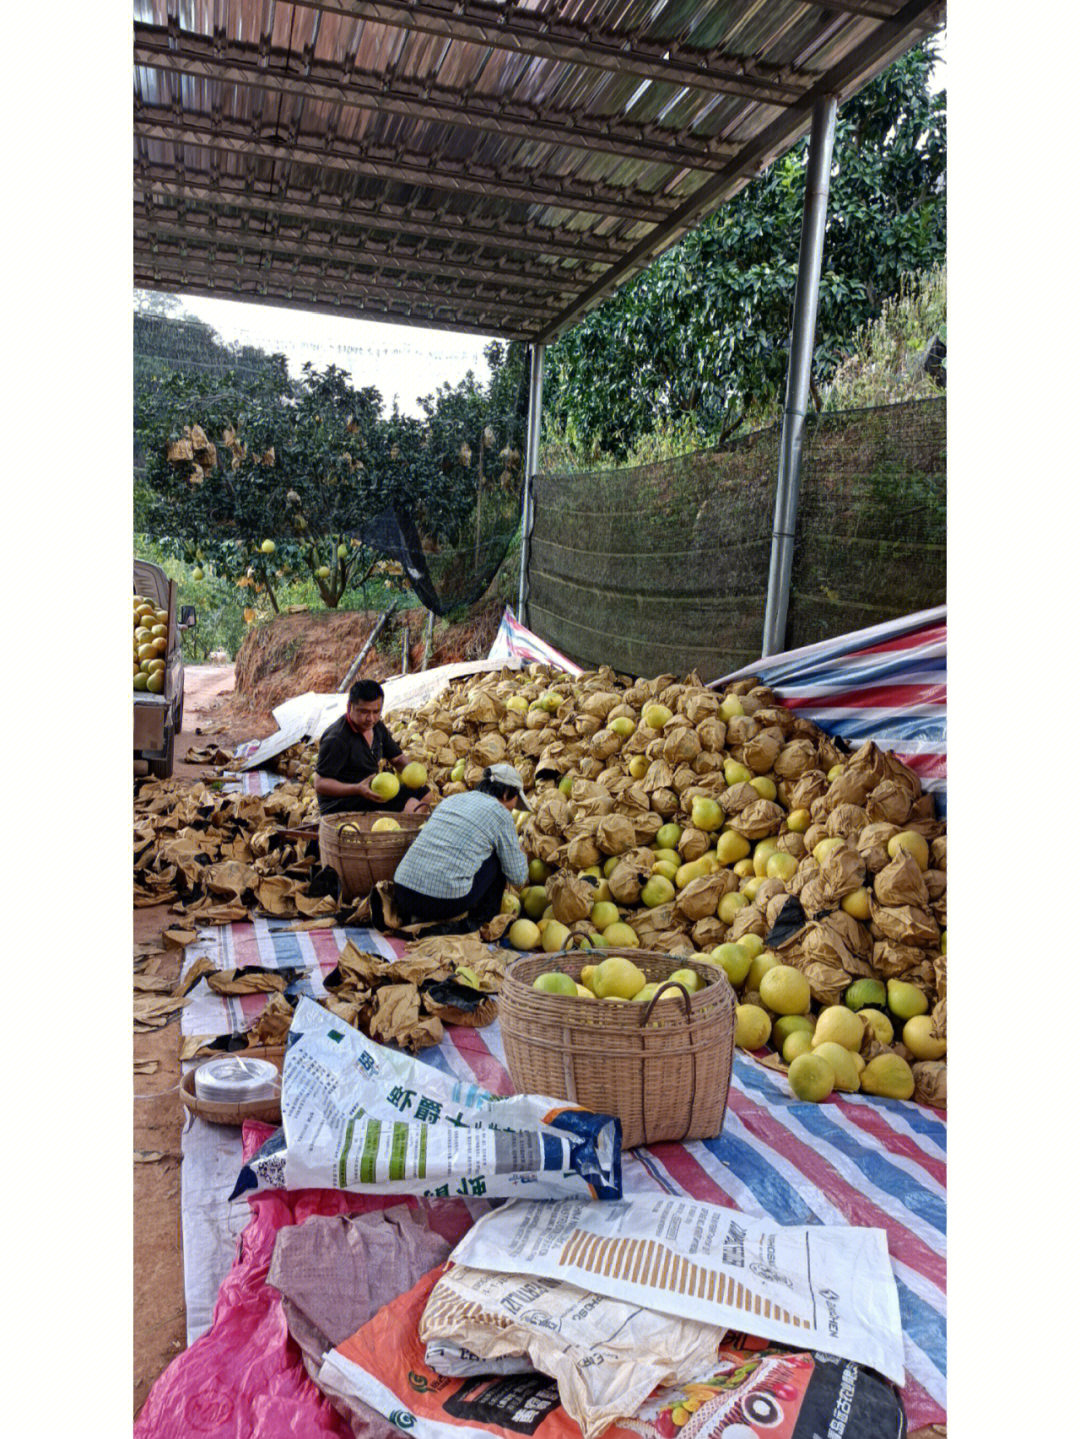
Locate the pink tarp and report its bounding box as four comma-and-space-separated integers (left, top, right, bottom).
136, 1122, 477, 1438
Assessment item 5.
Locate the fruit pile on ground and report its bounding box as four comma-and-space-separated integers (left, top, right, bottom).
385, 663, 946, 1108
133, 594, 170, 692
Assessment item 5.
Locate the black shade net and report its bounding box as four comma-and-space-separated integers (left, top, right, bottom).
526, 398, 945, 678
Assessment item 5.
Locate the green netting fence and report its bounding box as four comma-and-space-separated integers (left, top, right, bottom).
526, 397, 945, 677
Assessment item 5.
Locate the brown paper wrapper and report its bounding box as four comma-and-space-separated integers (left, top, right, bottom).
912, 1060, 947, 1109
819, 844, 866, 904
727, 799, 785, 840
874, 851, 930, 909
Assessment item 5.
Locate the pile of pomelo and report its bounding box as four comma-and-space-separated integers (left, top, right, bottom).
384, 663, 945, 1107
133, 594, 170, 693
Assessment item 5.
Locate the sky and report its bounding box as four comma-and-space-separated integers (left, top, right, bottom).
144, 35, 945, 416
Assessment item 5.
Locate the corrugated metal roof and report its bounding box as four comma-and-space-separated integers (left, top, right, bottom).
133, 0, 943, 341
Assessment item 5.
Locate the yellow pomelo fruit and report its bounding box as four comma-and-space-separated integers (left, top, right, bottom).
369, 772, 400, 801
655, 823, 683, 849
860, 1053, 915, 1100
640, 874, 675, 907
579, 964, 597, 991
146, 671, 165, 694
741, 875, 766, 901
575, 983, 595, 1000
737, 933, 765, 959
627, 755, 649, 779
746, 951, 780, 993
642, 703, 673, 729
609, 716, 636, 738
718, 891, 750, 925
732, 858, 755, 879
590, 901, 620, 930
773, 1013, 815, 1049
814, 1041, 862, 1093
827, 763, 845, 783
715, 831, 751, 864
765, 851, 798, 881
752, 840, 779, 876
603, 856, 621, 878
903, 1015, 947, 1059
532, 971, 577, 995
521, 886, 548, 919
734, 1003, 771, 1050
812, 1006, 865, 1052
541, 921, 572, 953
400, 762, 428, 788
500, 891, 522, 916
724, 759, 752, 785
812, 837, 845, 865
506, 695, 529, 714
371, 817, 401, 832
759, 965, 811, 1016
860, 1009, 894, 1046
886, 830, 930, 871
133, 672, 149, 691
749, 776, 777, 802
450, 759, 467, 783
690, 796, 723, 831
508, 919, 541, 950
711, 942, 753, 988
675, 858, 709, 889
651, 860, 679, 883
786, 809, 812, 834
668, 967, 704, 994
652, 847, 681, 866
719, 695, 745, 721
782, 1030, 814, 1063
592, 956, 646, 999
886, 979, 929, 1020
787, 1052, 834, 1102
602, 921, 639, 948
528, 859, 551, 883
841, 887, 871, 920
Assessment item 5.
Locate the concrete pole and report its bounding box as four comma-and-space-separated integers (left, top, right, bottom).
516, 342, 545, 623
762, 96, 839, 657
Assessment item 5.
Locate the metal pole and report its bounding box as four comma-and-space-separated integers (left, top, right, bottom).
516, 342, 545, 623
762, 96, 839, 658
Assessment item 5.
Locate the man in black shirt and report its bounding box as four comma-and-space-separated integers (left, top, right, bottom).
314, 679, 432, 816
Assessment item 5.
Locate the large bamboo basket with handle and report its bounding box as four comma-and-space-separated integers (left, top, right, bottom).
499, 948, 736, 1151
318, 809, 426, 901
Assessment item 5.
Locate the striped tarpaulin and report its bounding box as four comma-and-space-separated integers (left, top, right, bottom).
716, 606, 946, 811
489, 607, 584, 673
178, 923, 945, 1430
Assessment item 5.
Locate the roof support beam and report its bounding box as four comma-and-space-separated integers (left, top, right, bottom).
133, 250, 558, 324
135, 274, 528, 339
134, 213, 581, 296
134, 173, 618, 264
133, 107, 683, 223
134, 24, 739, 173
279, 0, 807, 105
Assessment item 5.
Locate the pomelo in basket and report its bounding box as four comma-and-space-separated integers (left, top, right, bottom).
592, 956, 646, 1000
371, 817, 401, 833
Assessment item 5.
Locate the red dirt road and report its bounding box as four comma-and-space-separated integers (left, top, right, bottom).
133, 663, 264, 1418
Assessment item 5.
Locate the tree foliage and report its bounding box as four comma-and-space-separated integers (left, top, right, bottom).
134, 318, 528, 611
544, 42, 946, 460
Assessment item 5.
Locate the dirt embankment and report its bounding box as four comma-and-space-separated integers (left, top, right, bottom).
232, 599, 503, 714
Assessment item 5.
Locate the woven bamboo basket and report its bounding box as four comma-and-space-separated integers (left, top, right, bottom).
179, 1046, 285, 1126
318, 809, 426, 901
499, 949, 736, 1151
